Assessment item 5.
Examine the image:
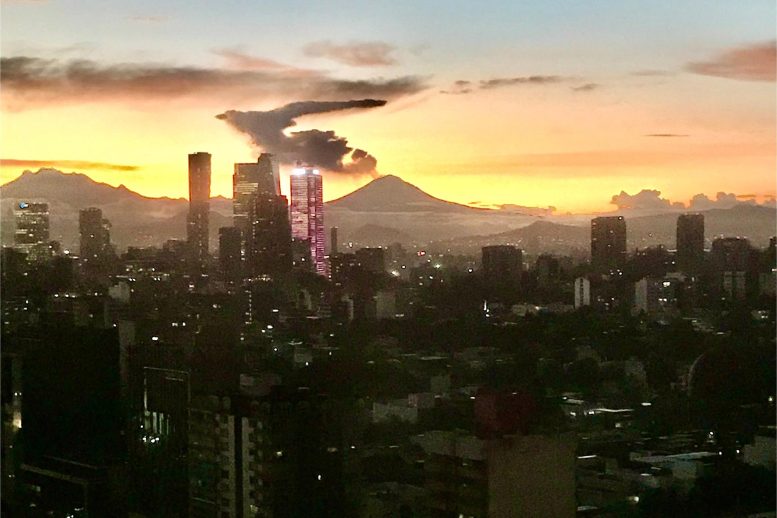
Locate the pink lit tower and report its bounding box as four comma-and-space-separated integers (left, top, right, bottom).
290, 163, 325, 275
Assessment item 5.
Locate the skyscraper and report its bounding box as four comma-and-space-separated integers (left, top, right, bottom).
187, 152, 212, 268
233, 154, 280, 233
79, 207, 112, 264
676, 213, 704, 273
246, 194, 292, 278
290, 165, 325, 275
14, 202, 50, 258
591, 216, 627, 271
218, 226, 242, 283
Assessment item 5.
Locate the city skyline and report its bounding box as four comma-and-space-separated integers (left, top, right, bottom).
1, 1, 775, 213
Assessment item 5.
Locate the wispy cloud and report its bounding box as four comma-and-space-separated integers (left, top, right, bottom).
571, 83, 600, 92
0, 158, 139, 171
630, 69, 675, 77
440, 80, 472, 95
126, 15, 168, 23
479, 75, 565, 89
686, 41, 776, 82
303, 40, 397, 67
644, 133, 689, 137
213, 49, 297, 71
0, 56, 426, 110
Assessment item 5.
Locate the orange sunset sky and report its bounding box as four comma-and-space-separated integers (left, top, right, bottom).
1, 1, 775, 213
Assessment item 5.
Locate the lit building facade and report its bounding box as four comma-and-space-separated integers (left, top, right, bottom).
290, 165, 325, 275
14, 202, 50, 259
187, 152, 212, 268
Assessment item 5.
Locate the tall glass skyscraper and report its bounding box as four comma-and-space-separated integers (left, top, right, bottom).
187, 152, 212, 268
233, 153, 280, 233
290, 165, 325, 275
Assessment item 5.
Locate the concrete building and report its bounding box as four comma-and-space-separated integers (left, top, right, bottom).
413, 430, 577, 518
574, 277, 591, 308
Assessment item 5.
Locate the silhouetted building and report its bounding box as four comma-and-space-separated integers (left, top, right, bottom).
331, 226, 339, 255
233, 153, 281, 233
591, 216, 627, 271
535, 254, 561, 285
482, 245, 522, 280
14, 202, 50, 259
676, 214, 705, 273
246, 194, 292, 278
355, 247, 386, 274
187, 152, 212, 268
290, 165, 325, 275
710, 237, 754, 302
219, 226, 242, 283
79, 207, 112, 264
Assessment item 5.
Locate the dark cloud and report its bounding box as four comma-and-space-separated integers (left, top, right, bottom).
571, 83, 600, 92
442, 76, 566, 94
610, 190, 681, 211
609, 189, 772, 212
688, 192, 756, 210
0, 158, 139, 172
686, 41, 776, 82
0, 56, 425, 110
303, 40, 397, 67
644, 133, 689, 137
216, 100, 385, 176
480, 75, 565, 89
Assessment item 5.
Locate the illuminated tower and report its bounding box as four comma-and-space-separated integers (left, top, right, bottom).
187, 152, 212, 268
290, 165, 325, 275
14, 202, 50, 255
233, 153, 280, 234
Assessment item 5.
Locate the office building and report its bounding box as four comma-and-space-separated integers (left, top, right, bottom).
290, 165, 325, 275
355, 247, 386, 274
330, 226, 339, 255
219, 226, 243, 283
574, 277, 591, 308
591, 216, 627, 271
233, 153, 281, 233
246, 194, 292, 278
187, 152, 212, 268
14, 202, 50, 257
79, 207, 112, 264
481, 245, 522, 280
676, 214, 704, 273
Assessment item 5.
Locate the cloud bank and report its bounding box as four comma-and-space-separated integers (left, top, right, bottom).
303, 40, 397, 67
686, 41, 776, 82
0, 55, 425, 110
0, 158, 139, 172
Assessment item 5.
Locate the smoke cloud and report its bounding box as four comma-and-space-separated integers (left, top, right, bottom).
217, 99, 385, 175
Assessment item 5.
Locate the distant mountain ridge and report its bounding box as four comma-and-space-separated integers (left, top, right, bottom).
1, 168, 774, 253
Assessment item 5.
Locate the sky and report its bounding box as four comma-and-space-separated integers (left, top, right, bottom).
1, 0, 775, 213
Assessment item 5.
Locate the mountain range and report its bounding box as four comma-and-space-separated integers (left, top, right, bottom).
1, 168, 774, 254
